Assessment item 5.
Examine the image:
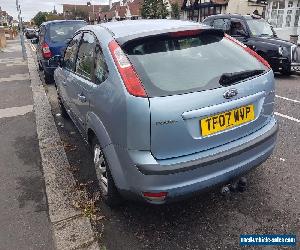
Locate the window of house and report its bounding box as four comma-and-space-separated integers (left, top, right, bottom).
286, 10, 293, 27
64, 33, 82, 72
76, 32, 96, 80
288, 1, 293, 7
295, 9, 300, 26
277, 10, 284, 27
279, 0, 285, 8
272, 0, 285, 9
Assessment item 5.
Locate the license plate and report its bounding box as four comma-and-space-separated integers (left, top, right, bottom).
200, 104, 255, 137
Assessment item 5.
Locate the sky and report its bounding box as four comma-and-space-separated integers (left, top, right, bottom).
1, 0, 109, 21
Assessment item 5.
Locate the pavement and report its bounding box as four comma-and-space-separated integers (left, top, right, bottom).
0, 40, 55, 249
0, 39, 100, 250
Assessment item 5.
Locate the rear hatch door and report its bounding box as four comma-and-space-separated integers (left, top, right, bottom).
124, 29, 273, 160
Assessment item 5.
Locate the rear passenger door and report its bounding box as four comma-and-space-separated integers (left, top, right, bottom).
59, 32, 82, 114
72, 32, 97, 129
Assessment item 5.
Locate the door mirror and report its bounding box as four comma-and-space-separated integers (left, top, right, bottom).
31, 37, 39, 44
48, 55, 63, 67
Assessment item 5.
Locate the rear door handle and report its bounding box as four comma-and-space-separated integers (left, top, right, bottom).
78, 93, 87, 103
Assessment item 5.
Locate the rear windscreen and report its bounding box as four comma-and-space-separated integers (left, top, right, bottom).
48, 22, 86, 43
123, 31, 266, 97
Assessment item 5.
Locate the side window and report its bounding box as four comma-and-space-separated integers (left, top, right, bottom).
212, 18, 231, 32
64, 33, 82, 71
39, 26, 45, 44
230, 19, 248, 37
202, 19, 212, 27
76, 32, 96, 80
94, 45, 109, 85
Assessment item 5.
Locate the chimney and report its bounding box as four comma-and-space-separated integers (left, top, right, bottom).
109, 0, 112, 9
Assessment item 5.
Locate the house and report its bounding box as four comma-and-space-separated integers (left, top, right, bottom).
181, 0, 229, 22
63, 4, 110, 21
265, 0, 300, 40
226, 0, 268, 17
100, 0, 143, 21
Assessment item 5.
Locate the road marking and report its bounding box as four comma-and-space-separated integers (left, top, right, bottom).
0, 58, 24, 64
275, 95, 300, 104
274, 112, 300, 123
29, 43, 36, 52
0, 105, 33, 119
0, 73, 30, 83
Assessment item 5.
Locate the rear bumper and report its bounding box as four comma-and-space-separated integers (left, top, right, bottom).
105, 117, 278, 204
40, 59, 57, 75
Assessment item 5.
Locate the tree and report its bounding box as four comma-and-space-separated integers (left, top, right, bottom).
141, 0, 169, 19
33, 12, 47, 27
73, 10, 88, 20
171, 2, 180, 19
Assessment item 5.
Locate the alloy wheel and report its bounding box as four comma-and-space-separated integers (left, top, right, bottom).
94, 145, 108, 195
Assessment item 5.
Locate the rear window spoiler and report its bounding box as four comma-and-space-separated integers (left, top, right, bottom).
117, 28, 225, 47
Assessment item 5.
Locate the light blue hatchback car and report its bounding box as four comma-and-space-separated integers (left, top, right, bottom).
54, 20, 278, 206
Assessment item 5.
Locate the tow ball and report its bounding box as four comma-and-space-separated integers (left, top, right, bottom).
221, 177, 247, 196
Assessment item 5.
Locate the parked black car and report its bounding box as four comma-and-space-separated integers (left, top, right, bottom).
25, 28, 37, 39
203, 14, 300, 75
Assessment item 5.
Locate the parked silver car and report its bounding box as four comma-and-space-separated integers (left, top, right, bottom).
54, 20, 278, 207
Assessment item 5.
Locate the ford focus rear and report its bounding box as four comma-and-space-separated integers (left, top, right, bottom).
55, 20, 278, 206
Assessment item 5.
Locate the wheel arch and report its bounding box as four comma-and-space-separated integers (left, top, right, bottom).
87, 112, 129, 191
86, 112, 112, 149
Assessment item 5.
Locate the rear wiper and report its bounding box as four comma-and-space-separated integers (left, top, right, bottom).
219, 70, 265, 86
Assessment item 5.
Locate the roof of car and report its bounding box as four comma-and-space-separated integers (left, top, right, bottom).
204, 14, 260, 20
41, 19, 87, 26
99, 19, 207, 38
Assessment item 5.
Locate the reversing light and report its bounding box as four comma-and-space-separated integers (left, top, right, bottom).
108, 40, 147, 97
143, 192, 168, 202
225, 34, 270, 69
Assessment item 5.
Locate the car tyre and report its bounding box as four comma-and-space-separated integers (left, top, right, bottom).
38, 61, 43, 71
281, 68, 292, 76
58, 94, 69, 119
44, 72, 53, 84
92, 137, 122, 208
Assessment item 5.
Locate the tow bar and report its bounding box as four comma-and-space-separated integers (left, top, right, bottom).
221, 177, 247, 196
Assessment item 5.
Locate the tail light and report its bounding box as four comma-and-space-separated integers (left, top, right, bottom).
225, 34, 270, 69
108, 40, 147, 97
42, 42, 52, 59
143, 192, 168, 202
